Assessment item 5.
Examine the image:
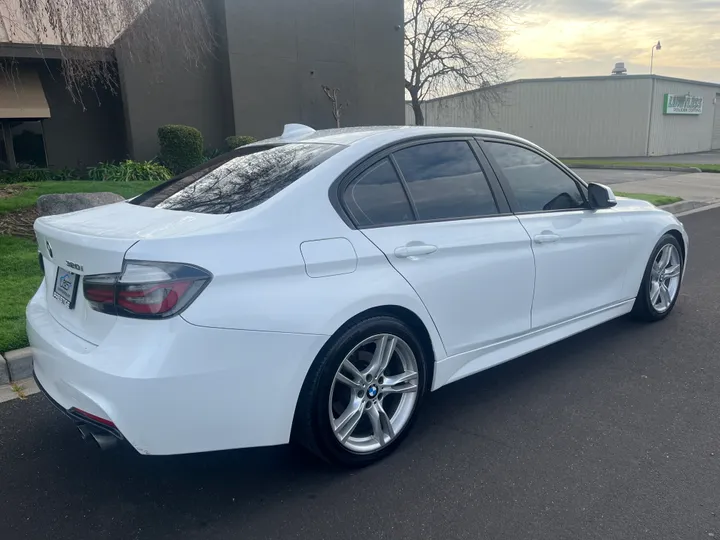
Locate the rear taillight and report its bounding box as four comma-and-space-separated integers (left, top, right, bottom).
83, 261, 212, 319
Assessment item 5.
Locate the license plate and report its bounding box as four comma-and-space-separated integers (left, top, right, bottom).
53, 268, 79, 309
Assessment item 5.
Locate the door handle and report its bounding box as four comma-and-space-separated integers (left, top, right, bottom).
533, 233, 561, 244
394, 244, 438, 258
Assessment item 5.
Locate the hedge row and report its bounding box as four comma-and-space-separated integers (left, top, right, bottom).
158, 125, 256, 175
0, 125, 256, 183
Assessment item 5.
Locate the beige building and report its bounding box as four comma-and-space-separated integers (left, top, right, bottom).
407, 75, 720, 158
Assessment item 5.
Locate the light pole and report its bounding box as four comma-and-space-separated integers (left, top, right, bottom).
650, 41, 662, 74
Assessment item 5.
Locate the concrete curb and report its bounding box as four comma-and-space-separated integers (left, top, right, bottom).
660, 200, 711, 214
0, 377, 40, 404
3, 347, 33, 382
570, 164, 702, 173
0, 354, 9, 385
675, 200, 720, 217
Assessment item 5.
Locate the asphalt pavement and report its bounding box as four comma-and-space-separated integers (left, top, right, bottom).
2, 208, 720, 540
608, 150, 720, 165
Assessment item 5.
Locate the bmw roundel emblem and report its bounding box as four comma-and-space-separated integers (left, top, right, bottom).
45, 240, 53, 259
367, 385, 378, 399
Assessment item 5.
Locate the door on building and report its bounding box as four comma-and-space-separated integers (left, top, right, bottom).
712, 94, 720, 151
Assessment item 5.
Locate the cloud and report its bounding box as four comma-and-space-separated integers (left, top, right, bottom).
509, 0, 720, 82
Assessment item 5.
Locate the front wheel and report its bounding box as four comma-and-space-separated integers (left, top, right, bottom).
631, 234, 683, 322
293, 316, 427, 467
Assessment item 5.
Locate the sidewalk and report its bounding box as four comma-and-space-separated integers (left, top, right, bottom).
575, 169, 720, 205
602, 151, 720, 166
609, 172, 720, 203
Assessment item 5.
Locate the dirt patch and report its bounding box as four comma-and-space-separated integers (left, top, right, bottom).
0, 184, 30, 199
0, 206, 38, 238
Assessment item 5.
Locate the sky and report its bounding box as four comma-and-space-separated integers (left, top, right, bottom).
508, 0, 720, 83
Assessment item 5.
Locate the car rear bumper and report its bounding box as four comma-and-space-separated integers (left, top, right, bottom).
27, 283, 328, 455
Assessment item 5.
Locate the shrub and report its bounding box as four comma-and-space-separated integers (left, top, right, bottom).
87, 160, 172, 183
225, 135, 256, 150
204, 147, 227, 160
0, 165, 80, 184
158, 124, 204, 174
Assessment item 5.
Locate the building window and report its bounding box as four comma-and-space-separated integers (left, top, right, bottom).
10, 120, 47, 167
0, 120, 49, 169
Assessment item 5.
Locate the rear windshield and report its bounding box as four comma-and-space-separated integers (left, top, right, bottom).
129, 143, 341, 214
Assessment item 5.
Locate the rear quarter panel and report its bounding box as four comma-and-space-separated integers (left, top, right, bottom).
124, 158, 448, 363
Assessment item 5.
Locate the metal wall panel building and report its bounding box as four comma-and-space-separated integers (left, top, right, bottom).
648, 79, 720, 156
407, 75, 720, 158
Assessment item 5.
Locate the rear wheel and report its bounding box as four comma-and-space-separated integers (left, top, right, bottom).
293, 316, 427, 467
632, 234, 683, 321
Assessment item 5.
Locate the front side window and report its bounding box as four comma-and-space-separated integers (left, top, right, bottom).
392, 141, 498, 221
130, 143, 340, 214
343, 158, 414, 227
484, 142, 585, 213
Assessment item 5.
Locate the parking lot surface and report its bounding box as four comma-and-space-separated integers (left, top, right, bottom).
1, 209, 719, 540
572, 168, 686, 186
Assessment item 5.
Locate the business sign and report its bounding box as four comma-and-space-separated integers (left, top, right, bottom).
663, 93, 703, 115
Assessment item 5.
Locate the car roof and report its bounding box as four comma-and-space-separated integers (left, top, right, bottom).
254, 125, 533, 147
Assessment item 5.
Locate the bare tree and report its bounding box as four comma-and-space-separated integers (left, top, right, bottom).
321, 85, 348, 128
405, 0, 523, 125
0, 0, 215, 106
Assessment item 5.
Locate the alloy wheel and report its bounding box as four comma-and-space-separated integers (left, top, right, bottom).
328, 333, 419, 454
649, 244, 681, 313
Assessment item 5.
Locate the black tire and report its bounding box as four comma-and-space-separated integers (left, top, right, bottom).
292, 315, 428, 468
631, 234, 684, 322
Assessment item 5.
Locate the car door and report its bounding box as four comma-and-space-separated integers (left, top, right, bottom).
341, 138, 536, 357
481, 139, 632, 329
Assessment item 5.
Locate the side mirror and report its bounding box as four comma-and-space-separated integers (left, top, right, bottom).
588, 182, 617, 209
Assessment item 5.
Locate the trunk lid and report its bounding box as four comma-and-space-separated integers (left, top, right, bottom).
34, 202, 229, 344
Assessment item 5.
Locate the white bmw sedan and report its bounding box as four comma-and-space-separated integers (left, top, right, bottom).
28, 125, 687, 466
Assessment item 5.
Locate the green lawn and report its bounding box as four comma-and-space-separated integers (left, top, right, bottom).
0, 236, 43, 353
563, 159, 720, 173
0, 181, 158, 215
614, 192, 683, 206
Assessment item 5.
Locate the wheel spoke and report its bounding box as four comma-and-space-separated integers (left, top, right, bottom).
659, 284, 672, 309
367, 402, 393, 446
657, 246, 671, 270
336, 371, 363, 390
381, 370, 418, 394
340, 358, 364, 383
376, 402, 395, 439
336, 358, 364, 390
664, 264, 681, 279
333, 398, 364, 442
650, 282, 661, 306
365, 335, 396, 378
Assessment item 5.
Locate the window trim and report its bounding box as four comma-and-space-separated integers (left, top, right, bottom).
477, 137, 592, 216
332, 136, 513, 230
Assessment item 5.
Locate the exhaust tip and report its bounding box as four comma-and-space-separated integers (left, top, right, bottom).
76, 425, 119, 450
91, 432, 119, 451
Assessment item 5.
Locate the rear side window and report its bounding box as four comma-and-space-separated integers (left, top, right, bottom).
130, 143, 340, 214
343, 158, 414, 227
392, 141, 498, 221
